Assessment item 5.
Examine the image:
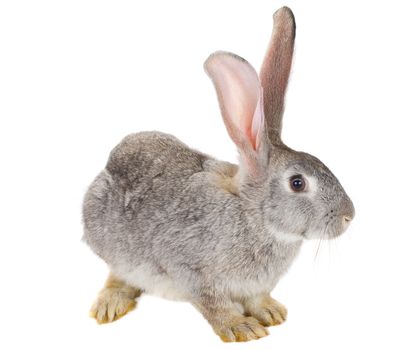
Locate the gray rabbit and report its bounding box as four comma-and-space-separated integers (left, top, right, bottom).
83, 7, 355, 342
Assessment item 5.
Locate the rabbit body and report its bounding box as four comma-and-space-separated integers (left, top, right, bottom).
83, 131, 301, 301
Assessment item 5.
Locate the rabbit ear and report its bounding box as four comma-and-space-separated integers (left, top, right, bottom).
260, 7, 296, 145
204, 52, 268, 176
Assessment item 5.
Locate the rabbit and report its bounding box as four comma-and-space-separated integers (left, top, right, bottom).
82, 6, 355, 342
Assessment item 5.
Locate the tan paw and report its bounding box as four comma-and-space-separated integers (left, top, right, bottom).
216, 316, 269, 342
246, 296, 287, 327
90, 288, 137, 324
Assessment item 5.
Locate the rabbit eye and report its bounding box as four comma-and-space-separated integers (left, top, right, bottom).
290, 175, 306, 192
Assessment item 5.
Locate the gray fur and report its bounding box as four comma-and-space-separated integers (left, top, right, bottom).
82, 6, 354, 339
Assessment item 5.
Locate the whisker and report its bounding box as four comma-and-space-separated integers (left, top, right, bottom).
314, 219, 332, 262
314, 237, 322, 261
331, 230, 341, 261
314, 223, 327, 262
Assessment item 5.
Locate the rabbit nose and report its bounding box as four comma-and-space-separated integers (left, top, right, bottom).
342, 215, 352, 229
343, 215, 352, 223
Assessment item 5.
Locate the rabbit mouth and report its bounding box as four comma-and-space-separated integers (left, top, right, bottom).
304, 214, 352, 240
323, 215, 352, 239
314, 209, 353, 239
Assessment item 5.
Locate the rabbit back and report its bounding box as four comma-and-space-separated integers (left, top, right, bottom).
83, 131, 209, 259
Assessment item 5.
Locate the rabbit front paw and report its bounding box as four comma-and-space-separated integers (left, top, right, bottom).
243, 295, 287, 327
215, 315, 269, 342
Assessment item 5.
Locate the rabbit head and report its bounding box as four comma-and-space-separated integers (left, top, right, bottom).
205, 7, 354, 242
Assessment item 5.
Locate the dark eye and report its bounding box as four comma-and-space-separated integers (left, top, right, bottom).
290, 175, 306, 192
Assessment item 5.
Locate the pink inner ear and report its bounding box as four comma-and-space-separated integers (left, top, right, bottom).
204, 52, 264, 152
251, 89, 264, 150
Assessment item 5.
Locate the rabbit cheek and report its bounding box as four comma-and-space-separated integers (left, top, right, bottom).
283, 198, 315, 238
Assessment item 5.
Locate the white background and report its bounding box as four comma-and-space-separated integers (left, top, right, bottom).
1, 0, 410, 349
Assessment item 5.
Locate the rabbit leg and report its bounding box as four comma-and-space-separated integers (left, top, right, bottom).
241, 294, 287, 327
90, 273, 142, 324
193, 294, 269, 342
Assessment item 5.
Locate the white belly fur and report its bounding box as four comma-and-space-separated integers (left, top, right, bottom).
113, 262, 277, 303
113, 263, 189, 301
